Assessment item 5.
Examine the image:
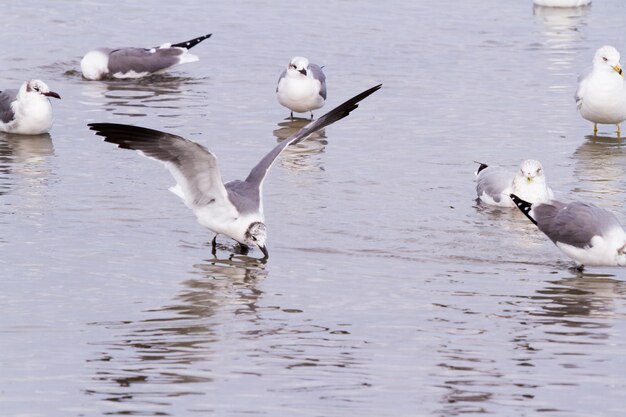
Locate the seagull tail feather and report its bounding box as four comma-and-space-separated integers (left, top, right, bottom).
171, 33, 212, 50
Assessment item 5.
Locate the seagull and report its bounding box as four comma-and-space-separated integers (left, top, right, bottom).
89, 84, 382, 259
0, 80, 61, 135
511, 194, 626, 268
575, 45, 626, 136
276, 56, 326, 120
475, 160, 554, 207
533, 0, 591, 7
80, 33, 212, 81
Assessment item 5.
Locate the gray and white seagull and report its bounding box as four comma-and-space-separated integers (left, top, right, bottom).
89, 84, 382, 259
276, 56, 327, 120
511, 194, 626, 268
81, 33, 212, 81
0, 79, 61, 135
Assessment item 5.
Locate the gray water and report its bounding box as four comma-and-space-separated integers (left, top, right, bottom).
2, 1, 626, 416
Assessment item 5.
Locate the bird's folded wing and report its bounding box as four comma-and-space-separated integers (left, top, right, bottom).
0, 89, 18, 124
108, 48, 183, 74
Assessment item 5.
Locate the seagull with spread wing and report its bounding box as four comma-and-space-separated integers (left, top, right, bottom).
89, 84, 381, 259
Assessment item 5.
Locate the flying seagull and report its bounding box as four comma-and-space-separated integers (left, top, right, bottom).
575, 45, 626, 136
0, 80, 61, 135
475, 159, 553, 207
276, 56, 326, 120
511, 194, 626, 268
81, 33, 212, 80
89, 84, 382, 259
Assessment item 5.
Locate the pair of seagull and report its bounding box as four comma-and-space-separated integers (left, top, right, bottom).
0, 33, 213, 135
476, 160, 626, 268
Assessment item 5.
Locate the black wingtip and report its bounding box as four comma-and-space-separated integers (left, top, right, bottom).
474, 161, 489, 175
510, 194, 538, 226
171, 33, 212, 49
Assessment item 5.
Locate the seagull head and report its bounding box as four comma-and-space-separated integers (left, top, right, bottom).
593, 45, 622, 76
519, 159, 545, 184
288, 56, 310, 77
25, 80, 61, 99
245, 221, 268, 259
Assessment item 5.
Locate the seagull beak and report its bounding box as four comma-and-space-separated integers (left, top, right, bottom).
298, 68, 307, 76
613, 64, 623, 76
526, 175, 533, 183
44, 91, 61, 99
259, 245, 269, 260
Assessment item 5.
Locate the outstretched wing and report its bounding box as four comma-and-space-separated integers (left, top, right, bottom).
245, 83, 382, 190
88, 123, 232, 210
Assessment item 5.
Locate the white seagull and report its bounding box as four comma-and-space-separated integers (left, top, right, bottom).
81, 33, 212, 81
276, 56, 326, 119
511, 194, 626, 268
89, 84, 382, 259
475, 160, 554, 207
575, 45, 626, 136
0, 80, 61, 135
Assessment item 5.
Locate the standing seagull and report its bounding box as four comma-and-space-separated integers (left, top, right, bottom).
575, 45, 626, 136
80, 33, 212, 81
0, 80, 61, 135
475, 160, 554, 207
276, 56, 326, 120
511, 194, 626, 268
89, 84, 382, 259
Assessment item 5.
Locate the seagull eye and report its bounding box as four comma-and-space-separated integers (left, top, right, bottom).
33, 86, 40, 92
603, 56, 608, 62
251, 236, 257, 241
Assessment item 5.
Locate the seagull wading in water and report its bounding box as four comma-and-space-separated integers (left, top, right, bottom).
80, 33, 212, 80
277, 56, 326, 120
575, 45, 626, 136
511, 194, 626, 268
89, 84, 382, 259
475, 159, 553, 207
0, 80, 61, 135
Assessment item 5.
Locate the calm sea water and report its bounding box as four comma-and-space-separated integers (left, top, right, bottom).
2, 1, 626, 416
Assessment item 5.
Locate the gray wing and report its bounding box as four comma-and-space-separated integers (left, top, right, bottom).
276, 69, 287, 91
88, 123, 232, 210
476, 167, 513, 203
309, 64, 327, 100
534, 201, 620, 248
575, 67, 592, 108
108, 47, 183, 75
0, 89, 18, 123
244, 84, 382, 191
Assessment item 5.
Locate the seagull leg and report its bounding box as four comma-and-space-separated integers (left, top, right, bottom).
593, 123, 598, 136
618, 124, 621, 138
290, 111, 294, 121
310, 111, 314, 120
211, 235, 217, 255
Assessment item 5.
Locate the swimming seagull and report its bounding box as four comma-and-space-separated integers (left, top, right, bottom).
511, 194, 626, 268
89, 84, 382, 259
276, 56, 326, 120
80, 33, 212, 81
575, 45, 626, 136
0, 80, 61, 135
475, 160, 554, 207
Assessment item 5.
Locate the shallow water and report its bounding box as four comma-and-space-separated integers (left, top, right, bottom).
2, 1, 626, 416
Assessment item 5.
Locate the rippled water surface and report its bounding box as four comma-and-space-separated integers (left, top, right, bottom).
2, 1, 626, 416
